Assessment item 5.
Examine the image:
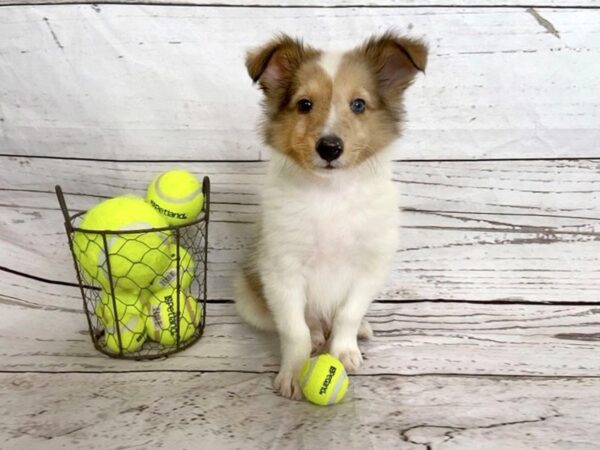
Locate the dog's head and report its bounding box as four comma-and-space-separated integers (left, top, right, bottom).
246, 32, 427, 173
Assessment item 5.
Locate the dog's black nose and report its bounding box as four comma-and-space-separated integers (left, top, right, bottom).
316, 136, 344, 162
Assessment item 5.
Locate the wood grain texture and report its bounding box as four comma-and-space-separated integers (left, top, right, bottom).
2, 371, 600, 450
1, 0, 598, 7
0, 6, 598, 160
2, 157, 600, 302
1, 3, 598, 448
2, 270, 600, 375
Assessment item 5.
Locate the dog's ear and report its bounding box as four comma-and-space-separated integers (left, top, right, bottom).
360, 32, 428, 96
245, 34, 310, 93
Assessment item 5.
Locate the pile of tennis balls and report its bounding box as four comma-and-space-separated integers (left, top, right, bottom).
73, 169, 205, 354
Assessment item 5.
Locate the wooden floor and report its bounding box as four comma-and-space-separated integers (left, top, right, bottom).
2, 1, 600, 449
3, 271, 600, 449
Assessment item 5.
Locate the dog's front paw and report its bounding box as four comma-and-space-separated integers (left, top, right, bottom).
273, 370, 303, 400
331, 345, 363, 372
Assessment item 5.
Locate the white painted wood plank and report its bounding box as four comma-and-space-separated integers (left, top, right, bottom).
1, 0, 597, 6
2, 371, 599, 450
2, 158, 600, 302
6, 197, 600, 302
2, 271, 600, 374
6, 157, 600, 217
1, 6, 598, 160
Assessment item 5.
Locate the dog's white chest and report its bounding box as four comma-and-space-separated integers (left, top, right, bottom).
261, 158, 398, 303
308, 199, 362, 261
269, 172, 395, 257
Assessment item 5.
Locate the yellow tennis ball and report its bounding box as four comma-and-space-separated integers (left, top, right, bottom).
145, 288, 202, 346
148, 245, 195, 292
102, 313, 147, 354
95, 289, 148, 324
300, 354, 349, 406
146, 170, 204, 226
73, 195, 173, 292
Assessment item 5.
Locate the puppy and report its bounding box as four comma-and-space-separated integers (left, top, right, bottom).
235, 32, 427, 399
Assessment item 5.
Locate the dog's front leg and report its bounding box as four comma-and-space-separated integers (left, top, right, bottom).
329, 277, 381, 372
264, 277, 311, 400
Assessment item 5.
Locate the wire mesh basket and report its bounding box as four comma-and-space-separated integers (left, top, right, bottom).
55, 177, 210, 360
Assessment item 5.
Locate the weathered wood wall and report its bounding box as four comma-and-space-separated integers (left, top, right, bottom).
1, 2, 600, 448
1, 6, 599, 161
2, 2, 600, 302
4, 158, 600, 302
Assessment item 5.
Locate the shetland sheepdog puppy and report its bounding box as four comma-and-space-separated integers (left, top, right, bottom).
235, 32, 427, 399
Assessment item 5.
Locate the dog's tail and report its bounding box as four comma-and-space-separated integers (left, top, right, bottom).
234, 270, 277, 332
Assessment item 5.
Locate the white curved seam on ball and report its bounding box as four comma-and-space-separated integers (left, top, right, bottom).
327, 372, 347, 405
300, 357, 319, 390
96, 221, 164, 283
185, 299, 197, 330
154, 173, 203, 204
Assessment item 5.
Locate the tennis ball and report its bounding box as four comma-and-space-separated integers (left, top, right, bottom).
146, 170, 204, 226
300, 354, 349, 406
73, 196, 173, 292
148, 245, 195, 292
95, 289, 148, 324
145, 288, 202, 346
102, 313, 147, 354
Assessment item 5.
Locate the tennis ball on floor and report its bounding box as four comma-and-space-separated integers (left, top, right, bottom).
146, 170, 204, 226
95, 289, 148, 324
102, 313, 147, 354
149, 245, 195, 292
300, 354, 349, 406
145, 288, 202, 346
73, 195, 173, 292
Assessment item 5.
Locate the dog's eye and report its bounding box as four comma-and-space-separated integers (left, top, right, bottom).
350, 98, 366, 114
297, 99, 313, 113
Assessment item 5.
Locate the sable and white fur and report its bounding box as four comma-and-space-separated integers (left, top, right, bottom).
235, 32, 428, 399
